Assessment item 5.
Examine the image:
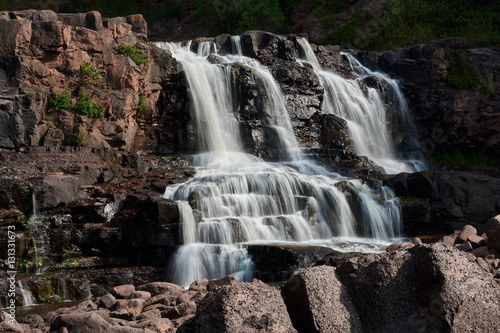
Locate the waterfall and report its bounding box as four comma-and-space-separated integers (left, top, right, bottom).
297, 38, 423, 174
27, 185, 47, 274
155, 39, 405, 288
18, 281, 34, 307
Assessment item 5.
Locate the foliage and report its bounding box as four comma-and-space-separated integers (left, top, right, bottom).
80, 61, 102, 85
75, 129, 87, 147
327, 0, 500, 50
136, 94, 148, 116
114, 44, 149, 65
446, 50, 496, 95
429, 150, 500, 170
192, 0, 290, 35
0, 0, 11, 11
74, 90, 105, 118
49, 89, 71, 111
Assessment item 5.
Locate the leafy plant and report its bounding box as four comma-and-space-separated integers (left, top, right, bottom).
49, 89, 72, 111
80, 61, 102, 85
136, 94, 148, 116
74, 90, 105, 118
75, 129, 87, 147
114, 44, 149, 65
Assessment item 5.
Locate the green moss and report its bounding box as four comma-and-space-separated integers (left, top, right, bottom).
114, 44, 149, 65
75, 129, 87, 147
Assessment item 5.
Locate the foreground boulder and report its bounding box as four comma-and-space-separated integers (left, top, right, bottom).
336, 242, 500, 332
281, 265, 362, 333
179, 280, 297, 333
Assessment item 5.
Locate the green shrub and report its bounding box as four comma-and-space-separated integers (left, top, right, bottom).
75, 129, 87, 147
114, 44, 149, 65
49, 89, 71, 111
80, 61, 102, 84
136, 94, 148, 116
74, 90, 104, 118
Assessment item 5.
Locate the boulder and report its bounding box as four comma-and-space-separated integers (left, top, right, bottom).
335, 243, 500, 332
281, 265, 362, 333
455, 225, 477, 244
486, 215, 500, 250
112, 284, 135, 299
179, 282, 297, 333
136, 281, 185, 297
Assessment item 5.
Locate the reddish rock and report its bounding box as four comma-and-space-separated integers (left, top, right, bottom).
189, 278, 208, 293
486, 215, 500, 250
476, 257, 491, 272
111, 299, 144, 320
455, 225, 477, 244
176, 291, 197, 305
128, 290, 151, 300
468, 234, 487, 248
440, 235, 455, 247
112, 284, 135, 299
471, 246, 490, 258
456, 241, 473, 252
387, 242, 415, 252
136, 308, 161, 321
207, 274, 238, 291
136, 282, 185, 297
179, 282, 297, 333
0, 311, 24, 333
132, 318, 172, 331
98, 293, 116, 310
281, 265, 362, 333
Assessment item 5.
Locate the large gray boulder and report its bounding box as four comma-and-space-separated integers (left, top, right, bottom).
281, 265, 362, 333
179, 280, 297, 333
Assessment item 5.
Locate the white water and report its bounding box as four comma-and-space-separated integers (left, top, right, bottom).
297, 38, 423, 174
27, 185, 47, 274
18, 281, 34, 307
156, 38, 405, 287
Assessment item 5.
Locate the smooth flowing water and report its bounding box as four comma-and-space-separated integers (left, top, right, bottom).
297, 38, 423, 174
155, 38, 407, 287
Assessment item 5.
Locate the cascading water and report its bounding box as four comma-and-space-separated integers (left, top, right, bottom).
297, 38, 424, 174
26, 185, 47, 274
155, 37, 405, 287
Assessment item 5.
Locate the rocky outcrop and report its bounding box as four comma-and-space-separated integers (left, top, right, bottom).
384, 170, 500, 233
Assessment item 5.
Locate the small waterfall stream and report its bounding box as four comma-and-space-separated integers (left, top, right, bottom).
156, 38, 409, 287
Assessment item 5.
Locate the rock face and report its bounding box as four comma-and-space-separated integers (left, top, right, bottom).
384, 170, 500, 233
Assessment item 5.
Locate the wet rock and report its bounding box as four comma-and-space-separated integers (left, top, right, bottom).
179, 282, 297, 333
471, 246, 490, 258
455, 241, 473, 252
281, 265, 362, 333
